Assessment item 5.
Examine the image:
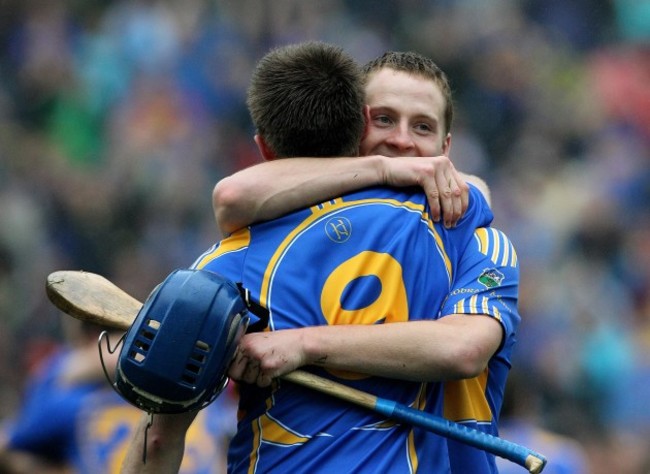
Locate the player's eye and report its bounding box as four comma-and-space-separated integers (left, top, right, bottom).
373, 115, 392, 127
414, 123, 434, 134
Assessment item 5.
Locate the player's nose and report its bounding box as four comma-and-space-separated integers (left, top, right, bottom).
384, 123, 415, 152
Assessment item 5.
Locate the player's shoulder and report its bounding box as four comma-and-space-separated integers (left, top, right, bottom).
466, 183, 494, 220
472, 227, 518, 269
192, 229, 251, 270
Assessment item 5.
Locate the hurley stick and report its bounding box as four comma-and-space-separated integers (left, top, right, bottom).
46, 270, 547, 473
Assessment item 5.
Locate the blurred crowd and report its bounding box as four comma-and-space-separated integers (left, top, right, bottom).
0, 0, 648, 473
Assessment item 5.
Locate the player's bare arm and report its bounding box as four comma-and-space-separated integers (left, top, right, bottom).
228, 315, 503, 387
121, 411, 197, 474
213, 154, 474, 235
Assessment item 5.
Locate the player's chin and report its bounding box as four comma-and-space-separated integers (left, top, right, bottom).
373, 148, 418, 158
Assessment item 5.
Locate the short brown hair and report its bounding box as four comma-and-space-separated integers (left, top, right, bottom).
362, 51, 453, 135
247, 41, 365, 158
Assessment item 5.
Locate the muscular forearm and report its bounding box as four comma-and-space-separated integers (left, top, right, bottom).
303, 316, 501, 381
230, 315, 502, 385
213, 155, 484, 235
121, 412, 197, 474
213, 156, 386, 235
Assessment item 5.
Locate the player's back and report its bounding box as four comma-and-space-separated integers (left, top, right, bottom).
193, 184, 493, 473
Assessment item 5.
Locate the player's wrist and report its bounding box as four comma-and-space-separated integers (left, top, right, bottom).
368, 155, 389, 186
300, 326, 328, 367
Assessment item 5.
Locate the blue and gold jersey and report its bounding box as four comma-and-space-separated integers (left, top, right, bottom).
193, 184, 518, 473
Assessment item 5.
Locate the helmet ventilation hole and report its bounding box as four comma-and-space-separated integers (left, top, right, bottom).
128, 318, 160, 364
182, 340, 211, 386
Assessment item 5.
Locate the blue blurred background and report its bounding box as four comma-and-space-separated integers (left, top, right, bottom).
0, 1, 648, 472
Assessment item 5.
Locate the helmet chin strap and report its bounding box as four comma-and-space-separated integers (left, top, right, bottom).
236, 282, 269, 333
142, 412, 154, 464
97, 330, 126, 396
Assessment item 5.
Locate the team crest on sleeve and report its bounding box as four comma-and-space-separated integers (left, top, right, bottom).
478, 268, 505, 288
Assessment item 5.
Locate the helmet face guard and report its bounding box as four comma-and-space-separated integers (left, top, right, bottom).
114, 269, 250, 414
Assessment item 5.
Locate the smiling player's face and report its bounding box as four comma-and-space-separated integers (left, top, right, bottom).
360, 68, 451, 158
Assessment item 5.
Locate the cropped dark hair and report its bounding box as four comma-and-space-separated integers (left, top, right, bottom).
362, 51, 453, 135
247, 41, 365, 158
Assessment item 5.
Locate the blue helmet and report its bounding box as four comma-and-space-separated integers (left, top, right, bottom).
114, 268, 250, 414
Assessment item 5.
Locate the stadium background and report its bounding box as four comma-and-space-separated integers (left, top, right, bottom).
0, 1, 648, 472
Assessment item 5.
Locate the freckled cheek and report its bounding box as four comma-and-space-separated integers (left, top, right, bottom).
413, 137, 444, 158
359, 127, 388, 156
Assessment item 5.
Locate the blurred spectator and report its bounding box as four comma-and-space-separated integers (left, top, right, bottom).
0, 318, 236, 473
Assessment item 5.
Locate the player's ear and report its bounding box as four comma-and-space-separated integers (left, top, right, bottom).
357, 105, 371, 156
362, 105, 370, 139
254, 134, 276, 161
442, 133, 452, 156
